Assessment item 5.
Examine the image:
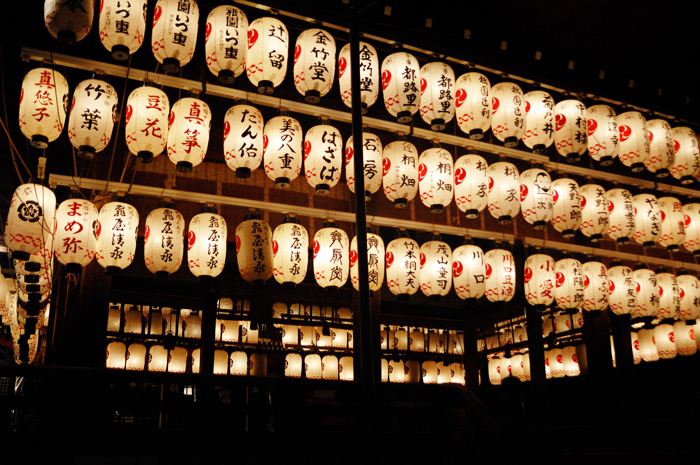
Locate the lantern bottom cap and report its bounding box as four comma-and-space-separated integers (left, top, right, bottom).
498, 215, 512, 225
588, 233, 602, 241
396, 111, 413, 124
275, 177, 290, 189
680, 175, 695, 185
694, 250, 700, 256
430, 119, 446, 131
686, 319, 697, 325
11, 251, 30, 261
533, 144, 547, 155
630, 163, 645, 172
30, 135, 49, 149
564, 153, 581, 163
154, 271, 170, 279
394, 198, 408, 208
364, 190, 372, 201
465, 209, 479, 219
23, 275, 40, 284
598, 156, 614, 166
361, 102, 368, 115
176, 161, 193, 173
533, 220, 546, 229
468, 129, 483, 140
65, 263, 83, 276
315, 184, 330, 195
24, 284, 40, 293
56, 30, 77, 47
642, 241, 655, 248
197, 275, 214, 283
430, 204, 444, 214
137, 151, 155, 164
111, 45, 130, 61
105, 266, 122, 276
654, 168, 669, 178
235, 167, 252, 179
161, 58, 181, 74
503, 136, 518, 148
560, 229, 575, 238
666, 245, 680, 251
78, 145, 96, 159
616, 237, 629, 244
304, 90, 321, 104
26, 292, 42, 302
257, 80, 275, 95
282, 281, 296, 290
217, 69, 235, 85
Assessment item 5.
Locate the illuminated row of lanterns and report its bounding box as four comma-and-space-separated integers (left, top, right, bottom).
487, 345, 583, 385
620, 320, 700, 364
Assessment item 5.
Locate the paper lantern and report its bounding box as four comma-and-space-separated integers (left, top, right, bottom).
632, 268, 659, 318
125, 343, 146, 371
617, 111, 650, 172
144, 206, 185, 277
657, 197, 685, 251
124, 86, 169, 163
381, 52, 421, 123
674, 321, 696, 356
523, 354, 532, 381
454, 72, 491, 139
304, 124, 343, 194
578, 184, 609, 241
339, 356, 354, 381
148, 345, 168, 372
510, 354, 524, 381
313, 224, 349, 289
549, 348, 565, 378
563, 346, 581, 377
263, 115, 303, 188
514, 326, 528, 343
151, 0, 199, 73
524, 253, 555, 309
404, 360, 420, 384
167, 347, 187, 373
554, 258, 584, 311
605, 188, 635, 244
487, 161, 520, 224
385, 236, 420, 297
551, 178, 581, 238
490, 82, 525, 147
677, 274, 700, 321
99, 0, 147, 60
231, 351, 248, 375
487, 358, 502, 385
123, 306, 143, 333
45, 0, 93, 45
321, 354, 339, 380
305, 353, 322, 379
581, 261, 608, 312
632, 193, 661, 247
519, 168, 552, 229
585, 104, 619, 165
656, 272, 680, 320
337, 41, 379, 113
382, 140, 419, 207
644, 119, 675, 178
418, 147, 454, 213
5, 184, 56, 261
607, 265, 636, 315
553, 99, 587, 162
18, 68, 69, 149
67, 79, 118, 158
410, 329, 425, 351
223, 104, 263, 178
345, 132, 382, 200
454, 154, 488, 219
106, 341, 126, 369
670, 126, 700, 184
235, 216, 273, 285
95, 201, 139, 273
204, 5, 248, 84
250, 352, 267, 376
452, 244, 486, 300
167, 97, 211, 172
437, 361, 452, 384
272, 219, 308, 286
419, 62, 455, 130
522, 90, 555, 154
293, 28, 336, 103
285, 353, 302, 377
484, 248, 516, 303
187, 211, 226, 278
629, 332, 641, 364
654, 323, 676, 359
638, 328, 659, 362
247, 16, 289, 94
212, 350, 228, 374
682, 203, 700, 255
350, 232, 385, 291
54, 198, 98, 274
419, 238, 452, 298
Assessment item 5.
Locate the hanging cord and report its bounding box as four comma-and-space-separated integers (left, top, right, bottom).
104, 55, 133, 193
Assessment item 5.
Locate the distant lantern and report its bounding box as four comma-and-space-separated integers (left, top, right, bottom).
313, 223, 349, 289
633, 268, 659, 318
522, 90, 555, 154
638, 328, 659, 362
616, 111, 650, 172
682, 203, 700, 255
19, 68, 69, 149
605, 188, 635, 244
487, 161, 520, 224
322, 355, 339, 380
67, 79, 118, 159
96, 201, 139, 274
484, 248, 516, 303
553, 99, 587, 163
223, 104, 263, 178
151, 0, 199, 73
554, 258, 584, 311
670, 126, 700, 184
247, 16, 289, 94
607, 265, 636, 315
454, 154, 489, 219
230, 351, 248, 375
578, 184, 609, 241
386, 236, 420, 297
350, 232, 385, 292
339, 356, 354, 381
304, 124, 343, 194
654, 323, 677, 359
144, 205, 184, 278
549, 348, 565, 378
187, 210, 226, 278
563, 346, 581, 377
54, 198, 98, 274
105, 341, 126, 369
263, 115, 303, 188
585, 104, 619, 166
674, 321, 696, 356
452, 244, 486, 300
632, 193, 661, 247
581, 261, 608, 312
510, 354, 524, 381
382, 140, 419, 208
381, 52, 421, 124
125, 343, 147, 371
305, 353, 322, 379
487, 358, 502, 385
551, 178, 581, 238
677, 274, 700, 321
490, 82, 526, 147
656, 272, 680, 320
419, 62, 455, 131
272, 219, 309, 286
250, 352, 267, 376
418, 147, 454, 213
99, 0, 147, 60
337, 41, 379, 113
524, 253, 555, 310
235, 215, 273, 285
5, 184, 56, 261
125, 86, 170, 163
629, 332, 641, 364
644, 119, 675, 178
205, 5, 248, 85
148, 345, 168, 371
44, 0, 93, 45
454, 72, 491, 140
345, 132, 382, 200
167, 97, 211, 173
294, 28, 336, 103
285, 353, 302, 377
419, 238, 452, 299
519, 168, 552, 229
657, 197, 685, 251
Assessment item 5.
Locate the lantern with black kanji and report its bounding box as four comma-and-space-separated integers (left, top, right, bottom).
304, 124, 343, 194
385, 236, 420, 297
151, 0, 199, 73
605, 188, 635, 244
144, 204, 184, 278
554, 258, 584, 311
381, 52, 421, 124
487, 161, 520, 224
294, 28, 336, 103
683, 203, 700, 255
350, 232, 385, 292
95, 201, 139, 274
418, 147, 454, 213
205, 5, 247, 85
670, 126, 700, 184
519, 168, 552, 229
246, 16, 289, 94
345, 132, 382, 200
632, 193, 661, 247
524, 253, 555, 310
272, 218, 308, 286
522, 90, 555, 154
382, 140, 419, 208
452, 244, 486, 300
223, 104, 263, 178
581, 261, 608, 312
167, 97, 211, 173
677, 273, 700, 321
633, 268, 659, 318
54, 198, 98, 274
44, 0, 93, 45
235, 215, 273, 285
578, 184, 609, 241
187, 209, 226, 279
585, 104, 619, 166
490, 82, 525, 147
99, 0, 147, 60
337, 41, 378, 113
484, 248, 516, 303
419, 62, 455, 131
419, 237, 452, 299
313, 222, 349, 289
551, 178, 581, 238
656, 272, 680, 320
553, 100, 587, 163
454, 72, 491, 140
617, 111, 650, 172
264, 115, 302, 188
657, 197, 685, 251
125, 86, 170, 163
454, 154, 488, 219
607, 265, 636, 315
67, 79, 118, 159
19, 68, 69, 149
645, 119, 675, 178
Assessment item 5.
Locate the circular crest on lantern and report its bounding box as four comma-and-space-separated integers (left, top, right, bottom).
272, 219, 309, 286
487, 161, 520, 224
419, 238, 452, 299
383, 140, 419, 208
337, 41, 379, 113
454, 72, 491, 140
454, 154, 488, 219
346, 132, 383, 200
67, 79, 118, 159
585, 105, 619, 166
419, 62, 455, 131
553, 100, 587, 163
490, 82, 526, 147
524, 253, 555, 309
304, 124, 343, 194
452, 243, 485, 300
294, 28, 336, 103
223, 104, 263, 178
418, 147, 454, 214
144, 205, 185, 278
235, 216, 273, 285
484, 248, 516, 303
381, 52, 421, 124
617, 111, 650, 172
187, 211, 227, 279
644, 119, 675, 178
125, 86, 170, 163
578, 184, 609, 241
519, 168, 552, 229
151, 0, 199, 73
205, 5, 248, 85
313, 224, 349, 289
386, 236, 420, 297
246, 17, 289, 94
96, 201, 139, 274
167, 97, 211, 173
99, 0, 147, 60
522, 91, 555, 154
19, 68, 69, 149
264, 115, 303, 188
350, 232, 385, 291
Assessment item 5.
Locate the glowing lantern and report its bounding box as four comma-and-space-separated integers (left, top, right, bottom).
677, 274, 700, 321
125, 343, 146, 371
498, 357, 512, 382
632, 193, 661, 247
67, 79, 118, 159
419, 62, 455, 130
405, 360, 421, 384
549, 348, 565, 378
452, 244, 486, 300
629, 332, 641, 364
263, 115, 302, 188
293, 28, 336, 103
272, 219, 308, 286
250, 352, 267, 376
167, 97, 211, 173
551, 178, 581, 238
617, 111, 650, 172
511, 354, 524, 381
231, 351, 248, 375
105, 341, 126, 369
148, 345, 168, 372
151, 0, 199, 73
633, 268, 659, 318
418, 147, 454, 213
339, 356, 354, 381
582, 261, 608, 312
484, 248, 516, 303
605, 188, 635, 244
578, 184, 609, 241
321, 355, 339, 380
345, 132, 382, 200
670, 126, 700, 184
454, 154, 488, 219
191, 349, 200, 373
44, 0, 93, 45
674, 321, 696, 356
654, 323, 676, 359
638, 328, 659, 362
285, 353, 302, 377
18, 68, 69, 149
247, 16, 289, 94
682, 203, 700, 255
563, 346, 581, 377
187, 210, 226, 279
124, 86, 169, 163
337, 41, 379, 113
607, 265, 636, 315
313, 223, 349, 289
123, 306, 142, 333
144, 205, 184, 277
490, 82, 526, 147
213, 350, 228, 374
519, 168, 552, 229
656, 272, 680, 320
223, 104, 263, 178
99, 0, 146, 60
454, 72, 491, 139
585, 105, 619, 166
5, 184, 56, 262
554, 258, 584, 311
524, 253, 555, 310
657, 197, 685, 251
553, 100, 587, 162
54, 198, 98, 274
381, 52, 421, 123
487, 161, 520, 224
304, 124, 343, 194
385, 236, 420, 297
437, 362, 452, 384
514, 326, 528, 343
522, 90, 555, 154
488, 358, 502, 385
644, 119, 675, 178
205, 5, 247, 84
305, 353, 322, 379
235, 215, 272, 285
419, 238, 452, 299
382, 140, 419, 207
350, 232, 385, 292
96, 201, 139, 273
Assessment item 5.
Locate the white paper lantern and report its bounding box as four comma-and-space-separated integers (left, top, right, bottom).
582, 261, 608, 312
524, 253, 555, 309
99, 0, 147, 60
285, 353, 302, 377
187, 211, 226, 278
607, 265, 636, 315
337, 41, 379, 113
549, 348, 565, 378
263, 115, 303, 188
272, 219, 308, 286
382, 140, 419, 207
633, 268, 659, 318
510, 354, 524, 381
454, 154, 488, 219
419, 62, 455, 130
304, 124, 343, 194
554, 258, 584, 311
321, 354, 339, 380
144, 206, 184, 277
670, 126, 700, 184
106, 341, 126, 369
682, 203, 700, 255
293, 28, 336, 103
151, 0, 199, 73
656, 272, 680, 320
585, 104, 619, 166
223, 104, 263, 178
54, 198, 98, 273
454, 72, 491, 140
484, 248, 516, 303
563, 346, 581, 377
418, 147, 454, 213
95, 201, 138, 273
124, 86, 170, 163
18, 68, 69, 149
125, 343, 146, 371
519, 168, 552, 229
250, 352, 267, 376
673, 320, 696, 356
490, 82, 526, 147
419, 238, 452, 298
67, 79, 118, 158
235, 216, 273, 284
5, 184, 56, 262
578, 184, 609, 241
313, 224, 349, 289
553, 100, 587, 162
656, 197, 685, 251
632, 193, 661, 247
345, 132, 382, 200
677, 274, 700, 321
246, 16, 289, 94
644, 119, 675, 178
381, 52, 421, 123
654, 323, 676, 359
204, 5, 248, 84
605, 188, 635, 244
522, 90, 555, 154
231, 351, 248, 375
487, 358, 502, 385
305, 353, 322, 379
617, 111, 650, 172
148, 345, 168, 372
452, 244, 486, 300
350, 232, 385, 292
551, 178, 581, 238
167, 97, 211, 172
385, 237, 420, 297
45, 0, 93, 45
637, 328, 659, 362
213, 350, 228, 374
168, 347, 188, 373
487, 161, 520, 224
339, 356, 354, 381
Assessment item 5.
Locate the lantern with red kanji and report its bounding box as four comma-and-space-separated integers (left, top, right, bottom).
386, 236, 420, 297
419, 237, 452, 299
617, 111, 650, 172
656, 272, 680, 320
657, 196, 685, 251
5, 183, 56, 262
151, 0, 199, 73
294, 28, 336, 103
144, 205, 185, 278
345, 132, 383, 200
99, 0, 147, 60
418, 147, 454, 213
554, 258, 584, 311
67, 79, 118, 159
522, 90, 555, 154
223, 104, 263, 178
578, 184, 609, 242
585, 104, 619, 166
54, 198, 98, 274
350, 232, 385, 292
125, 86, 170, 163
605, 188, 635, 244
167, 97, 211, 173
187, 210, 227, 279
419, 62, 455, 131
205, 5, 247, 85
519, 168, 552, 229
551, 178, 581, 238
487, 161, 520, 224
337, 41, 378, 113
490, 82, 526, 147
452, 244, 486, 300
381, 52, 421, 124
264, 115, 303, 188
272, 218, 308, 286
644, 119, 675, 178
454, 154, 488, 219
632, 193, 661, 247
45, 0, 93, 45
683, 203, 700, 255
677, 273, 700, 321
581, 261, 608, 312
235, 215, 273, 285
670, 126, 700, 184
246, 16, 289, 94
484, 248, 516, 303
454, 72, 491, 140
313, 223, 349, 289
607, 265, 636, 315
553, 99, 587, 163
18, 68, 69, 149
382, 140, 419, 208
633, 268, 659, 318
95, 201, 139, 274
524, 253, 555, 310
304, 124, 343, 194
